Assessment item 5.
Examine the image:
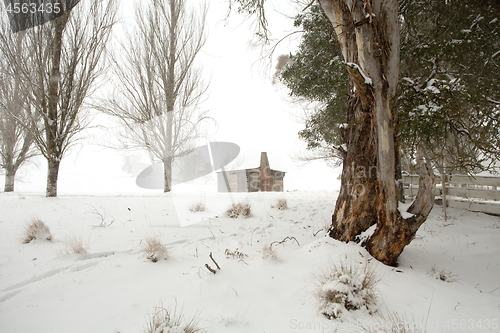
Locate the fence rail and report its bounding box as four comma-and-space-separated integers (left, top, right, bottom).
402, 174, 500, 216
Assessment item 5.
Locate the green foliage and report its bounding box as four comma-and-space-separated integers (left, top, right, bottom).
278, 5, 348, 161
280, 2, 500, 173
281, 6, 347, 103
399, 0, 500, 173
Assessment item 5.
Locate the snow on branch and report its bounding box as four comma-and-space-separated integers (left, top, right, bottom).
345, 62, 373, 108
486, 97, 500, 105
346, 62, 373, 85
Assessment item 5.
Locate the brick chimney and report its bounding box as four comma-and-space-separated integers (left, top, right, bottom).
259, 152, 273, 192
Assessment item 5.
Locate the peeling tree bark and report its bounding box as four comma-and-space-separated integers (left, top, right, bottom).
320, 0, 435, 265
329, 95, 378, 241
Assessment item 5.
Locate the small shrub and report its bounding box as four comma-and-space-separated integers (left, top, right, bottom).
226, 202, 251, 218
364, 311, 427, 332
144, 305, 205, 333
427, 265, 456, 282
22, 217, 52, 243
261, 244, 277, 260
220, 314, 249, 327
189, 201, 206, 213
87, 206, 114, 228
143, 235, 169, 262
225, 248, 248, 260
64, 234, 88, 255
315, 260, 378, 319
271, 198, 288, 210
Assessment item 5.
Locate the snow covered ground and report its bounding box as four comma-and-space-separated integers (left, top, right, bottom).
0, 191, 499, 332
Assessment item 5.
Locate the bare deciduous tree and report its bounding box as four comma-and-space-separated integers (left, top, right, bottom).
2, 0, 117, 197
100, 0, 210, 192
0, 21, 39, 192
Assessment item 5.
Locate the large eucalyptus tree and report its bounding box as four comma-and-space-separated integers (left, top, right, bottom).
231, 0, 435, 265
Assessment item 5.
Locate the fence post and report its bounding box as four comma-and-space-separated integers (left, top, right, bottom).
441, 166, 447, 222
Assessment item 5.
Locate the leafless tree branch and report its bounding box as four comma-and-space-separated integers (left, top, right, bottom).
97, 0, 212, 192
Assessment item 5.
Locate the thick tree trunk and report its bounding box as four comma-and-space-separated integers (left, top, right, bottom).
329, 96, 378, 241
163, 157, 172, 193
45, 15, 67, 198
365, 150, 435, 265
320, 0, 435, 265
46, 158, 60, 197
163, 109, 174, 193
4, 169, 15, 192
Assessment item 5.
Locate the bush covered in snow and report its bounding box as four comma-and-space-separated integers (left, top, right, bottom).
22, 217, 52, 243
143, 235, 169, 262
315, 260, 378, 319
144, 305, 205, 333
226, 202, 251, 218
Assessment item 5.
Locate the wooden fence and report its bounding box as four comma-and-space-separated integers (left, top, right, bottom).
403, 174, 500, 216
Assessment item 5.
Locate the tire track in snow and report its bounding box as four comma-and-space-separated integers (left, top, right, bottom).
0, 248, 143, 303
1, 262, 98, 293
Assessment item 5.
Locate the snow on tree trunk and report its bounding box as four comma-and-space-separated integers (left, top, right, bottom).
4, 169, 15, 192
163, 108, 174, 193
163, 0, 177, 194
320, 0, 435, 265
163, 156, 172, 193
46, 158, 60, 197
45, 15, 66, 198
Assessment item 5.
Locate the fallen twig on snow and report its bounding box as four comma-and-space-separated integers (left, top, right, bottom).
209, 252, 221, 270
270, 236, 300, 249
205, 264, 216, 274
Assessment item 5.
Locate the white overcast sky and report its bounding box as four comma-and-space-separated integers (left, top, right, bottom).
1, 0, 341, 194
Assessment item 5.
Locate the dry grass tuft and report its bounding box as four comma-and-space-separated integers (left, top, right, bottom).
226, 202, 251, 218
189, 201, 206, 213
261, 244, 278, 260
315, 259, 379, 319
225, 248, 248, 260
143, 235, 169, 262
363, 310, 427, 332
64, 234, 88, 255
271, 198, 288, 210
427, 265, 456, 282
22, 217, 52, 243
144, 305, 206, 333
